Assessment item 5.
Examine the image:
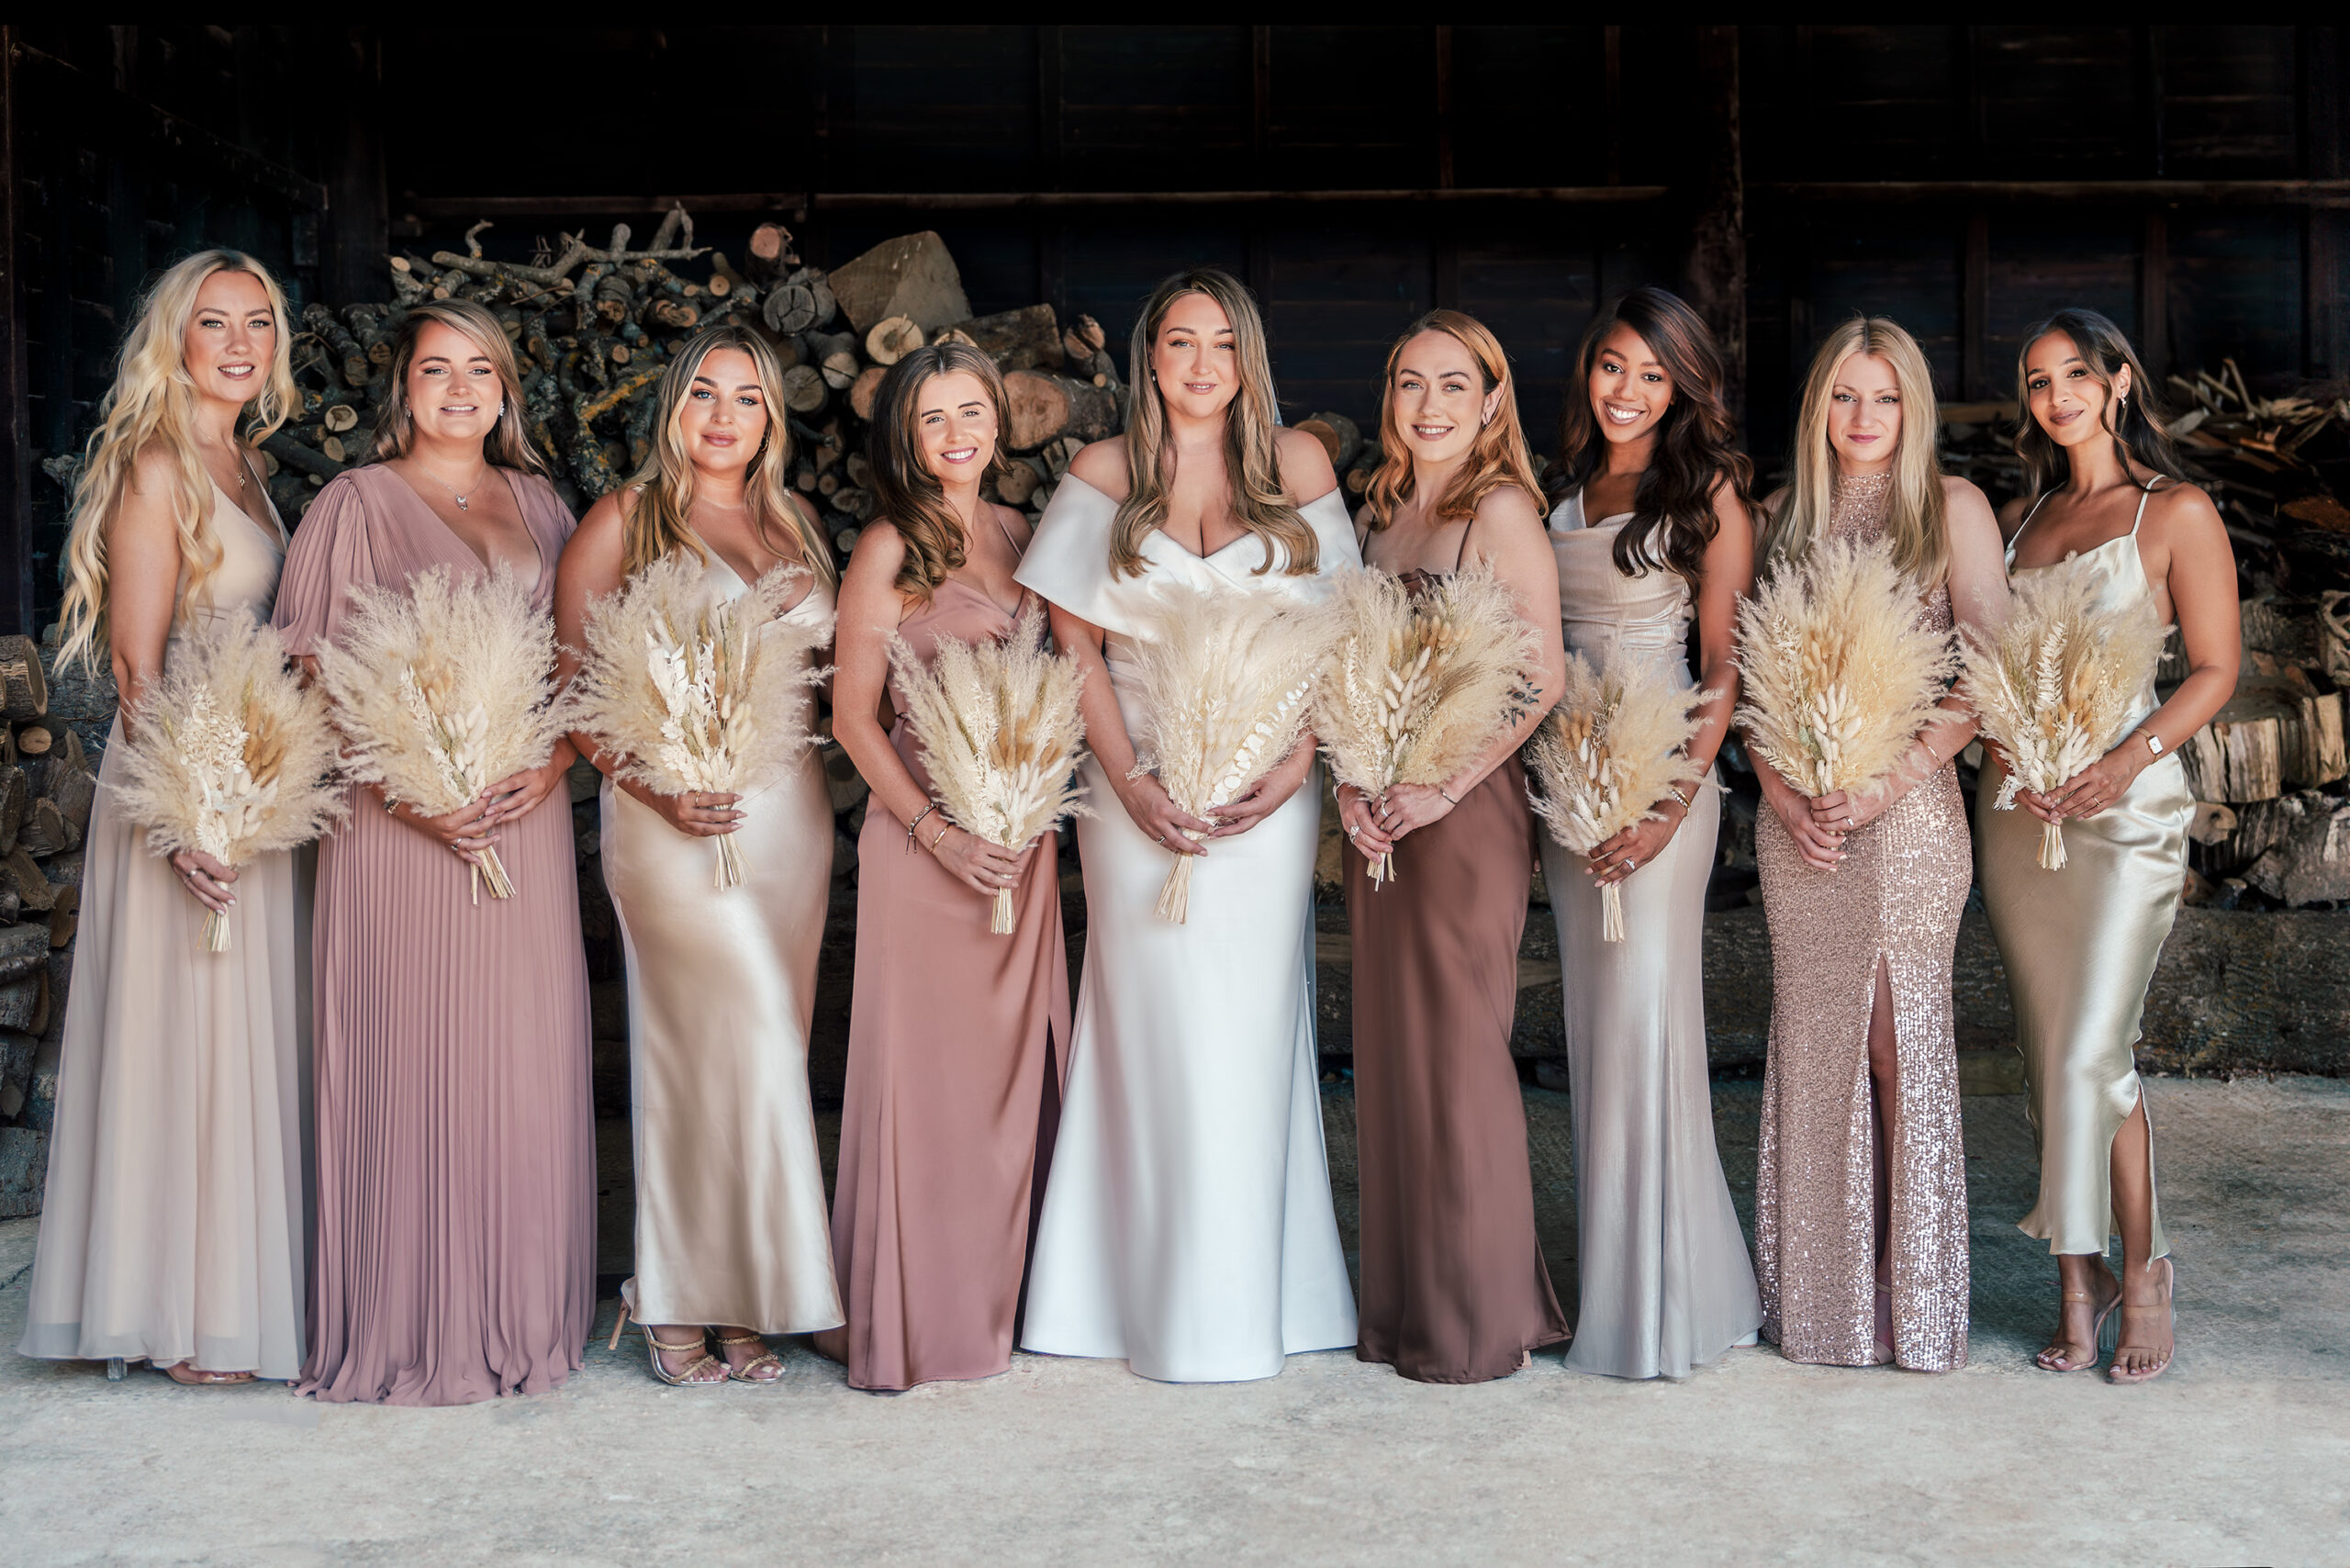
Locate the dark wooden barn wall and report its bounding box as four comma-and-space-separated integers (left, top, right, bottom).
4, 25, 2345, 633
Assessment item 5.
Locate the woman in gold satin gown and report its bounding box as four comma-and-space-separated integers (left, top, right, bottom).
1751, 319, 2009, 1372
555, 326, 844, 1386
1981, 309, 2238, 1384
1533, 288, 1763, 1380
1338, 310, 1569, 1384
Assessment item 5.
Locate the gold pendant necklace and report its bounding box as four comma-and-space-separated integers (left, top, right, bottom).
420, 461, 490, 512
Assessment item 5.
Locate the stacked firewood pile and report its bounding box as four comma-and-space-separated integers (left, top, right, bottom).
0, 634, 105, 1215
1942, 364, 2350, 909
252, 214, 1137, 574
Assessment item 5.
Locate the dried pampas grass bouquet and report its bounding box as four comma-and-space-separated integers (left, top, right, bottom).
1310, 565, 1540, 886
890, 605, 1091, 934
1734, 535, 1955, 803
569, 554, 829, 890
1957, 559, 2170, 868
1125, 582, 1325, 924
110, 613, 347, 951
313, 563, 570, 904
1526, 649, 1709, 942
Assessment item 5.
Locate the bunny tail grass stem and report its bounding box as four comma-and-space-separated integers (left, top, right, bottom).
2041, 821, 2068, 871
992, 886, 1016, 935
715, 834, 745, 890
202, 909, 230, 953
1371, 849, 1394, 888
1157, 853, 1195, 924
475, 845, 515, 902
1602, 881, 1626, 944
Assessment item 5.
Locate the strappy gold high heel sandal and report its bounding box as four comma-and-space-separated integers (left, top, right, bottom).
2035, 1283, 2120, 1372
608, 1302, 728, 1387
715, 1332, 786, 1384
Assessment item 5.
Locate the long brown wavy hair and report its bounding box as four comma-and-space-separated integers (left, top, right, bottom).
1111, 268, 1316, 579
618, 324, 829, 583
1362, 309, 1546, 532
866, 342, 1015, 599
369, 299, 549, 476
2012, 308, 2183, 499
1550, 286, 1753, 582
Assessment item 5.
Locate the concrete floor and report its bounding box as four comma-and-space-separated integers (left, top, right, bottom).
2, 1075, 2345, 1566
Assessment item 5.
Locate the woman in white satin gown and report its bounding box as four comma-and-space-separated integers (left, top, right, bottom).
1014, 269, 1360, 1382
554, 327, 844, 1386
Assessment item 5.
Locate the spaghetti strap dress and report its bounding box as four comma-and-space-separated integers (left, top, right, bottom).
817, 518, 1072, 1391
1976, 481, 2184, 1260
20, 478, 309, 1380
1348, 517, 1568, 1383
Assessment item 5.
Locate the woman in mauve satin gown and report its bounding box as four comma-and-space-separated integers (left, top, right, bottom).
276, 301, 596, 1406
554, 325, 844, 1387
22, 252, 309, 1388
813, 343, 1071, 1392
1337, 310, 1569, 1383
1533, 288, 1764, 1380
1015, 269, 1359, 1383
1981, 309, 2237, 1384
1750, 317, 2008, 1373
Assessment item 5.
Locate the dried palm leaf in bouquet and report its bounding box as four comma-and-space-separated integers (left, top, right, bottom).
1309, 564, 1541, 887
109, 613, 347, 951
1956, 560, 2169, 869
313, 563, 570, 903
889, 606, 1091, 934
1733, 534, 1956, 806
568, 554, 829, 890
1125, 582, 1325, 924
1526, 649, 1709, 942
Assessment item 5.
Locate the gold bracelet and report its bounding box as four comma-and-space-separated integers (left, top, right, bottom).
1438, 786, 1459, 807
1667, 783, 1693, 811
927, 822, 953, 853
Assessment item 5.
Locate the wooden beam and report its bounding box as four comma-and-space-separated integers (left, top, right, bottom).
324, 28, 387, 308
2305, 26, 2348, 381
1680, 26, 1745, 422
2140, 207, 2170, 379
1434, 26, 1454, 191
810, 187, 1671, 209
0, 28, 34, 634
1603, 27, 1622, 186
1759, 179, 2350, 206
1251, 26, 1270, 160
1961, 212, 1991, 401
403, 193, 811, 222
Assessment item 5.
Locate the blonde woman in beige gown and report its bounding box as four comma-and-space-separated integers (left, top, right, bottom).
1979, 310, 2238, 1384
556, 327, 843, 1386
21, 252, 309, 1386
1751, 319, 2006, 1372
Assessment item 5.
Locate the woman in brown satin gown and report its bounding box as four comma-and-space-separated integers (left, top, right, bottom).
1750, 319, 2008, 1372
815, 344, 1071, 1391
1338, 311, 1570, 1383
274, 302, 596, 1406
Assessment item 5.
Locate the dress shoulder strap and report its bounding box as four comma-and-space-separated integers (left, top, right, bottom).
2130, 474, 2168, 536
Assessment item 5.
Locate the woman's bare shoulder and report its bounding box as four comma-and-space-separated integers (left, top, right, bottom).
1065, 438, 1129, 499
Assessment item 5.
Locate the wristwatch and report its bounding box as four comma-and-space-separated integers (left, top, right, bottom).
2143, 732, 2165, 758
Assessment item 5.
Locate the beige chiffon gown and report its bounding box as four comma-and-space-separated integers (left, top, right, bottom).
1977, 481, 2184, 1260
275, 465, 597, 1406
1538, 492, 1762, 1380
1753, 471, 1974, 1372
1348, 528, 1568, 1384
20, 480, 308, 1379
601, 557, 844, 1338
817, 543, 1071, 1390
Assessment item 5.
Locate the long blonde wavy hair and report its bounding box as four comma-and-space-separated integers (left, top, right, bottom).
370, 299, 549, 476
1111, 268, 1315, 579
1764, 316, 1950, 588
1362, 309, 1546, 532
57, 250, 298, 673
620, 324, 831, 584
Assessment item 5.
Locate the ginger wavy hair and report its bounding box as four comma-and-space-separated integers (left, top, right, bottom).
1362, 309, 1546, 532
1111, 268, 1316, 579
865, 342, 1014, 599
57, 250, 299, 674
619, 324, 830, 584
1765, 316, 1951, 589
1550, 286, 1753, 583
368, 299, 551, 476
2012, 307, 2184, 501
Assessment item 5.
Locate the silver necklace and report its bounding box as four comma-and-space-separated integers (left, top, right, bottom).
418, 460, 491, 511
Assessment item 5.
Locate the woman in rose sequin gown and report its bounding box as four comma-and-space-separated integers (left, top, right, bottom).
1749, 319, 2008, 1372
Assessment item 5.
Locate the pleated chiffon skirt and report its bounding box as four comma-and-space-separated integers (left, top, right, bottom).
298, 787, 596, 1406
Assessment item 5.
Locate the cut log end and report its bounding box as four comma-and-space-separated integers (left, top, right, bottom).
867, 316, 924, 366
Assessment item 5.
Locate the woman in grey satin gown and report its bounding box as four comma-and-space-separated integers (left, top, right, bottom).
1980, 309, 2238, 1385
1537, 289, 1764, 1378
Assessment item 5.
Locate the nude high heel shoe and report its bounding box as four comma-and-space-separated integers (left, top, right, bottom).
2107, 1257, 2175, 1385
2035, 1282, 2120, 1373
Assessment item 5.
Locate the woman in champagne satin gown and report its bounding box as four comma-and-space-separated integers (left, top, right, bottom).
1015, 270, 1359, 1383
278, 303, 595, 1406
1338, 312, 1567, 1383
1979, 310, 2238, 1384
817, 346, 1070, 1392
23, 252, 309, 1386
556, 327, 844, 1386
1751, 318, 2007, 1373
1531, 290, 1764, 1380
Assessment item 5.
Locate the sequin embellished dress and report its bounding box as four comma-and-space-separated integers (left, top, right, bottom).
1752, 472, 1973, 1372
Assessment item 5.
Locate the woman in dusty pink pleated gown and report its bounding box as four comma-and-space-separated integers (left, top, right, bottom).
274, 302, 595, 1406
813, 344, 1071, 1391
